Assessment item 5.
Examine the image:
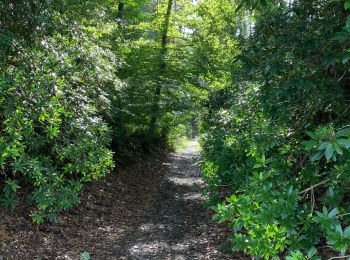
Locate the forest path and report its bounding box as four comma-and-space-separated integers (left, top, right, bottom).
113, 141, 231, 260
1, 142, 248, 259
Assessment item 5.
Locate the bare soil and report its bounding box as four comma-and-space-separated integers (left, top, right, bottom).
0, 142, 249, 260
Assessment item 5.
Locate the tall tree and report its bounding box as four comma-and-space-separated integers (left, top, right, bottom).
148, 0, 174, 140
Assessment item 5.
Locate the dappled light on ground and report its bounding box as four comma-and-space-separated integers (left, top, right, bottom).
121, 143, 213, 259
0, 143, 248, 259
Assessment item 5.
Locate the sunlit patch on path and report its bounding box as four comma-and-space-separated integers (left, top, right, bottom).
113, 141, 240, 259
0, 141, 248, 259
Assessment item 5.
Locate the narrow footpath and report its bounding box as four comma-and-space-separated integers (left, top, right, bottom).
0, 142, 248, 259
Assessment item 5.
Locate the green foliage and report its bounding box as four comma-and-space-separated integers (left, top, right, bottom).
235, 0, 283, 11
303, 127, 350, 162
0, 0, 201, 222
0, 0, 117, 222
80, 251, 91, 260
0, 180, 20, 211
4, 2, 350, 260
313, 207, 350, 256
114, 0, 200, 142
199, 0, 350, 258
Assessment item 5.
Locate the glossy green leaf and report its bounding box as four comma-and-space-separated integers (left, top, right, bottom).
328, 208, 339, 219
338, 139, 350, 148
307, 246, 317, 258
333, 142, 343, 155
310, 151, 324, 162
325, 144, 334, 160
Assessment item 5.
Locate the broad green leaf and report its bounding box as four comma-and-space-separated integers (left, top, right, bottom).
323, 207, 329, 216
345, 16, 350, 32
253, 163, 262, 169
315, 211, 323, 218
310, 151, 324, 162
335, 128, 350, 138
328, 208, 339, 219
307, 246, 317, 258
80, 252, 91, 260
335, 223, 343, 234
318, 142, 329, 150
327, 187, 335, 197
338, 139, 350, 148
333, 142, 343, 155
325, 144, 334, 160
332, 31, 349, 42
342, 52, 350, 64
344, 226, 350, 238
307, 131, 317, 140
302, 140, 317, 151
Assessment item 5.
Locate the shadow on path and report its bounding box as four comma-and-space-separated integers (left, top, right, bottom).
0, 142, 249, 259
111, 141, 241, 259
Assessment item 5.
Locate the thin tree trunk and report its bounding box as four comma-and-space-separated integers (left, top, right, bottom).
148, 0, 174, 140
117, 2, 124, 25
114, 2, 125, 150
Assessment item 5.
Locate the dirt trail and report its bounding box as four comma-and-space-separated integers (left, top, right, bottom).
114, 141, 232, 260
1, 142, 248, 259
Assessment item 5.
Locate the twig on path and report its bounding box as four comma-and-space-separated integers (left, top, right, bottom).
328, 255, 350, 260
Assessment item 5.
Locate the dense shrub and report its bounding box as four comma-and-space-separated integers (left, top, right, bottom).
0, 1, 120, 223
200, 0, 350, 258
0, 0, 197, 222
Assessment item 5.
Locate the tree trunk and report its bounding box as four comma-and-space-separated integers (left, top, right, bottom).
117, 2, 124, 25
148, 0, 174, 140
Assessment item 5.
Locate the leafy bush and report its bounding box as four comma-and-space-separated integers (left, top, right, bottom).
0, 1, 119, 222
199, 0, 350, 258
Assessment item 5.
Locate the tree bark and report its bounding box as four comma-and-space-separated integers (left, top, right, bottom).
117, 2, 124, 25
148, 0, 174, 140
